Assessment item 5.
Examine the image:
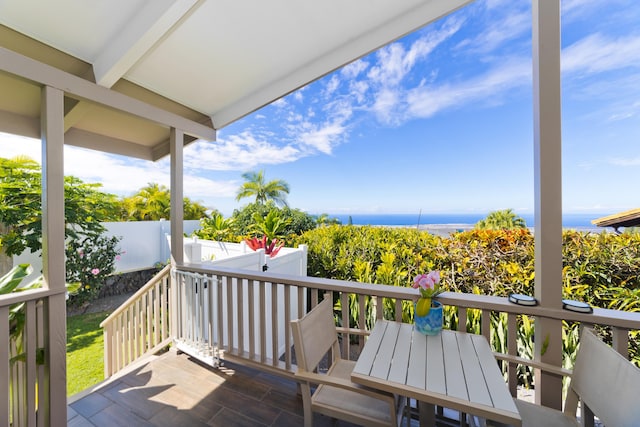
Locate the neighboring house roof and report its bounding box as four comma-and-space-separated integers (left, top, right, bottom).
592, 208, 640, 231
0, 0, 471, 161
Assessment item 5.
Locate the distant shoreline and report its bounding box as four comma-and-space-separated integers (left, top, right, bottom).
326, 213, 604, 235
365, 223, 602, 237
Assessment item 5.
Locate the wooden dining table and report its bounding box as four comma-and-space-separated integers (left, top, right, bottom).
351, 320, 522, 427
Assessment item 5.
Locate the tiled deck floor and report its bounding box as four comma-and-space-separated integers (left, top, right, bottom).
67, 350, 371, 427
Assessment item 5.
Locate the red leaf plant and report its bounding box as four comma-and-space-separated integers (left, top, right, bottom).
244, 235, 284, 258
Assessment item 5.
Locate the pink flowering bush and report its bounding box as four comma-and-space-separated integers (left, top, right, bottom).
412, 271, 444, 316
66, 234, 122, 306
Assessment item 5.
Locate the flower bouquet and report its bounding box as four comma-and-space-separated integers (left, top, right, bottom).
412, 270, 444, 316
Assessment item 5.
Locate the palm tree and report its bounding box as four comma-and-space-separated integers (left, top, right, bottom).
476, 209, 527, 230
235, 170, 290, 207
123, 183, 171, 220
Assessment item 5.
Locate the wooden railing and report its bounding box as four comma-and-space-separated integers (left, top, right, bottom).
1, 287, 67, 427
172, 264, 640, 399
100, 265, 172, 377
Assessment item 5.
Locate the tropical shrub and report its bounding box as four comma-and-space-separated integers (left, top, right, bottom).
475, 209, 527, 229
232, 202, 316, 239
195, 212, 238, 242
66, 234, 123, 307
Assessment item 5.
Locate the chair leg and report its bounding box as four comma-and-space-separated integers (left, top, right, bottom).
299, 383, 313, 427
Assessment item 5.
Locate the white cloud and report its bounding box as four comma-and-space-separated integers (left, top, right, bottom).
341, 59, 368, 79
562, 33, 640, 75
184, 135, 301, 171
459, 10, 529, 54
324, 75, 340, 97
406, 59, 530, 119
609, 157, 640, 166
562, 0, 602, 17
299, 122, 347, 155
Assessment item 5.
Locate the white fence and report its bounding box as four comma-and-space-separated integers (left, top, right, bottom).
13, 220, 201, 284
183, 238, 308, 275
173, 242, 308, 364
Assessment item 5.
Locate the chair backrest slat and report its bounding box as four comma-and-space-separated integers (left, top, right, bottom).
291, 298, 338, 372
571, 328, 640, 427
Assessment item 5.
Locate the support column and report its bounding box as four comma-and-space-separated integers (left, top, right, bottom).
169, 128, 184, 341
532, 0, 563, 409
170, 127, 184, 265
40, 85, 67, 425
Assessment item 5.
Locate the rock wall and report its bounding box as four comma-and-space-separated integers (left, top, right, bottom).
98, 267, 162, 297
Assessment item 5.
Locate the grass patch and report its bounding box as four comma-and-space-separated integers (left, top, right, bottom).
67, 311, 108, 396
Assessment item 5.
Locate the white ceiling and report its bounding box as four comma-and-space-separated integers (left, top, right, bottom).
0, 0, 472, 159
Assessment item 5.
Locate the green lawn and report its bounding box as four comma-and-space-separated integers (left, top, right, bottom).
67, 311, 108, 396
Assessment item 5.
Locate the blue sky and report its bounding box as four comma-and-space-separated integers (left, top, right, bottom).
1, 0, 639, 217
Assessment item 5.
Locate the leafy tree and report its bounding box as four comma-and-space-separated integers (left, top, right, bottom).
0, 157, 121, 274
231, 202, 316, 237
475, 209, 527, 230
184, 198, 209, 220
122, 183, 209, 220
195, 212, 237, 242
122, 183, 170, 220
251, 209, 291, 241
235, 170, 290, 206
315, 213, 342, 227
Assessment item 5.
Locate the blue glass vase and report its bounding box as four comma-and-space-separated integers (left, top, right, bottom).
414, 300, 443, 335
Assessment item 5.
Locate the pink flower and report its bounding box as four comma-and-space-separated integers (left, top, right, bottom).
78, 249, 84, 258
115, 255, 121, 261
91, 268, 100, 275
413, 271, 440, 290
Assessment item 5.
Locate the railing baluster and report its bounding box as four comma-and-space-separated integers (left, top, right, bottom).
271, 282, 278, 365
481, 309, 491, 340
507, 313, 518, 397
284, 284, 292, 370
375, 295, 383, 320
458, 306, 467, 332
259, 280, 267, 363
225, 276, 233, 353
24, 300, 37, 426
238, 278, 244, 356
216, 275, 224, 356
612, 327, 629, 359
248, 278, 255, 358
341, 292, 349, 358
394, 298, 402, 322
358, 294, 366, 350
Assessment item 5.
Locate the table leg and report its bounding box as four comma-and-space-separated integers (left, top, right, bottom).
418, 401, 435, 427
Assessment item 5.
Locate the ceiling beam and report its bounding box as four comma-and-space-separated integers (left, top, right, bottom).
94, 0, 201, 88
64, 128, 154, 160
0, 46, 216, 141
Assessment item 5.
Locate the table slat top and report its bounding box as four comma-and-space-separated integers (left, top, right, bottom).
352, 320, 521, 426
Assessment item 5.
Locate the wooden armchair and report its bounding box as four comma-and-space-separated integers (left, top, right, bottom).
506, 328, 640, 427
290, 298, 405, 427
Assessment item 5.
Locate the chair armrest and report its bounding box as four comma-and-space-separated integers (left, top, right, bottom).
295, 371, 395, 402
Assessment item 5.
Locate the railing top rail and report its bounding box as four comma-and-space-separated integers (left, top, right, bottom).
176, 263, 640, 331
0, 286, 65, 307
100, 264, 172, 328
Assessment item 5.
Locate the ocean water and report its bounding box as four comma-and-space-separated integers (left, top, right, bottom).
328, 213, 604, 230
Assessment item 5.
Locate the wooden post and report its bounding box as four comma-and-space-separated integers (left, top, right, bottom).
41, 85, 68, 425
170, 128, 184, 341
532, 0, 563, 409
